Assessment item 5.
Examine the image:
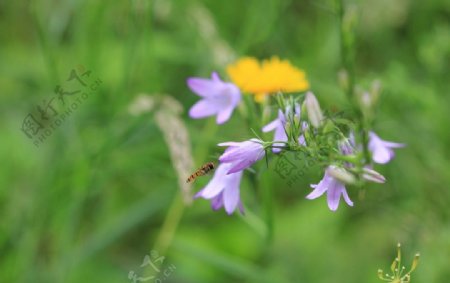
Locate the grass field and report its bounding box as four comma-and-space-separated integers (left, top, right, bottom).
1, 0, 449, 282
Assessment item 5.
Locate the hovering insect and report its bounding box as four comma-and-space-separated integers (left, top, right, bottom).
186, 162, 215, 183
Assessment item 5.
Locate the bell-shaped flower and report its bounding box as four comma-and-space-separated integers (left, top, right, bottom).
187, 72, 241, 124
368, 131, 405, 164
218, 138, 265, 174
262, 104, 301, 153
306, 166, 354, 211
194, 163, 244, 215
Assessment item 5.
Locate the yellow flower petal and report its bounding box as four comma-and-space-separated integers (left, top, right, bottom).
227, 56, 310, 102
226, 57, 262, 93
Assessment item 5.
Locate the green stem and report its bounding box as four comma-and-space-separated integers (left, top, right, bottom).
153, 193, 185, 255
262, 181, 274, 243
30, 1, 59, 85
337, 0, 353, 101
337, 0, 371, 164
249, 166, 273, 243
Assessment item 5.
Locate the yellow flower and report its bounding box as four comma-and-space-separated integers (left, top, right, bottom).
227, 56, 309, 102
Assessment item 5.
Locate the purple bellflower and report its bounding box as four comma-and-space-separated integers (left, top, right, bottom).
306, 166, 353, 211
262, 104, 302, 153
219, 138, 265, 174
368, 131, 405, 164
195, 163, 244, 215
307, 164, 386, 211
187, 72, 241, 124
262, 109, 287, 153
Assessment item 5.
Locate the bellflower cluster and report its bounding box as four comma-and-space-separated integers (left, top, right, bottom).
186, 57, 310, 214
186, 56, 404, 214
299, 92, 404, 211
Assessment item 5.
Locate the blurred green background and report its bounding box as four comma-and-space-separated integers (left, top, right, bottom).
1, 0, 449, 282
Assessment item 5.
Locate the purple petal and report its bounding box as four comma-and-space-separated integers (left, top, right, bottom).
226, 159, 255, 174
298, 135, 306, 146
195, 184, 222, 200
187, 72, 241, 125
306, 184, 328, 199
272, 148, 282, 154
216, 106, 235, 124
220, 146, 237, 158
306, 171, 333, 200
301, 121, 309, 131
189, 99, 220, 119
211, 72, 221, 82
194, 162, 244, 214
273, 123, 288, 141
278, 109, 287, 124
382, 141, 406, 148
263, 109, 285, 133
219, 141, 262, 162
218, 141, 241, 147
226, 84, 242, 105
224, 147, 264, 173
272, 124, 288, 153
211, 193, 224, 210
327, 180, 342, 211
219, 147, 247, 162
274, 123, 288, 142
372, 147, 393, 164
368, 131, 406, 164
218, 139, 264, 173
223, 182, 240, 214
341, 188, 353, 207
196, 165, 229, 199
187, 76, 222, 97
238, 201, 245, 214
262, 119, 279, 132
294, 103, 301, 117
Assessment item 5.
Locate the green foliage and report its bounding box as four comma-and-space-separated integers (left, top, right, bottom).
0, 0, 449, 282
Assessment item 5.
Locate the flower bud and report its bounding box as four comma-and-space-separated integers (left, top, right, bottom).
327, 166, 356, 184
304, 92, 324, 128
362, 167, 386, 183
